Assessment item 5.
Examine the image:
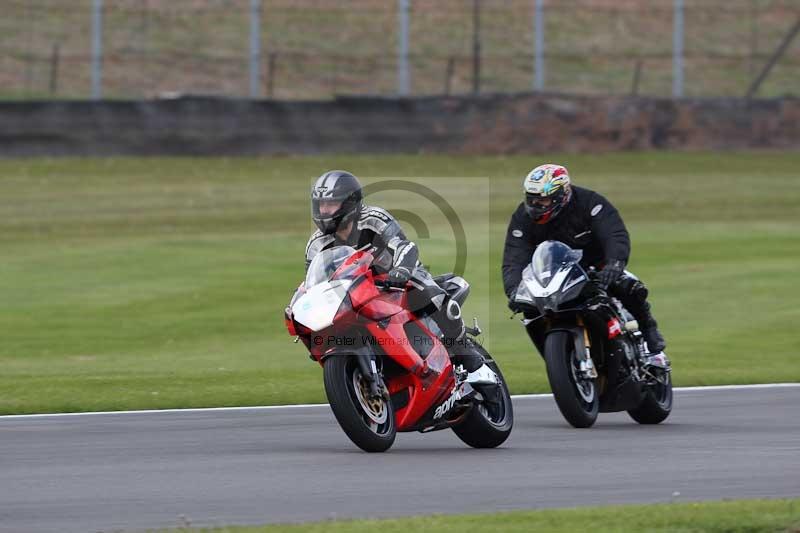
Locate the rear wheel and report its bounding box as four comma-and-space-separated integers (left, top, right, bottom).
628, 369, 673, 424
323, 355, 396, 452
544, 331, 599, 428
451, 345, 513, 448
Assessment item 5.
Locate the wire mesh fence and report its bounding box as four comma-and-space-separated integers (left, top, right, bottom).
1, 0, 798, 100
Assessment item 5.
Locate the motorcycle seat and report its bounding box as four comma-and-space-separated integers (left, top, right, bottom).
432, 273, 470, 306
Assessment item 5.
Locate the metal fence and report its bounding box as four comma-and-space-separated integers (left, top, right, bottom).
2, 0, 798, 101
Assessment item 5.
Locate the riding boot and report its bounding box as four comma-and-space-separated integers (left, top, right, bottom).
611, 275, 666, 354
450, 336, 486, 373
432, 299, 484, 372
628, 300, 666, 353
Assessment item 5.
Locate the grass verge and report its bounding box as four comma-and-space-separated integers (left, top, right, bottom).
159, 498, 800, 533
1, 152, 799, 413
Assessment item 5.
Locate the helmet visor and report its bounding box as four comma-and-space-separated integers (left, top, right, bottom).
526, 194, 554, 209
525, 192, 558, 216
311, 193, 360, 234
313, 199, 343, 218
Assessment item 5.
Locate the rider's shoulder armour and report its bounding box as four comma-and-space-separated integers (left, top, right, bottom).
357, 205, 395, 234
305, 230, 335, 264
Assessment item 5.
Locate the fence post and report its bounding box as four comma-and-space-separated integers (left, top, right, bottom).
533, 0, 544, 91
24, 2, 33, 94
472, 0, 481, 95
91, 0, 103, 99
630, 59, 643, 96
397, 0, 410, 96
444, 56, 455, 95
50, 43, 61, 95
249, 0, 261, 98
672, 0, 684, 98
266, 53, 277, 98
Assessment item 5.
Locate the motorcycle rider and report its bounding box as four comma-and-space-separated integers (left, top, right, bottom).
502, 163, 666, 354
305, 170, 496, 383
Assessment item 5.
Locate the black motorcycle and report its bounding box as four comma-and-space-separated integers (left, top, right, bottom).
511, 240, 672, 428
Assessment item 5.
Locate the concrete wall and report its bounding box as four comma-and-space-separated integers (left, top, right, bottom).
1, 94, 797, 157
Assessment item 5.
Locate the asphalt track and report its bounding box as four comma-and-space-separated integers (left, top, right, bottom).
2, 384, 799, 533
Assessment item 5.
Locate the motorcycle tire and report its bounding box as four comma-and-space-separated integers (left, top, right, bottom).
323, 355, 396, 452
544, 330, 599, 428
451, 346, 514, 448
628, 370, 673, 424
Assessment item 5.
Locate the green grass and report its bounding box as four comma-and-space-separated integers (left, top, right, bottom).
161, 498, 800, 532
1, 152, 799, 414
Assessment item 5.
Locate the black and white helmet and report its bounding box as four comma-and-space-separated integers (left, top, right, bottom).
310, 170, 363, 234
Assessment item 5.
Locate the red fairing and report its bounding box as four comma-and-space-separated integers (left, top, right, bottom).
349, 274, 381, 310
287, 249, 458, 433
284, 284, 307, 337
607, 318, 622, 339
358, 291, 405, 320
285, 314, 297, 336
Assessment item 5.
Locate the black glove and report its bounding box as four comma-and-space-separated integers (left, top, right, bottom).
508, 299, 523, 313
597, 259, 625, 289
386, 266, 411, 288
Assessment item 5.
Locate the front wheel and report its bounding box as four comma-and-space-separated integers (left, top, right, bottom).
323, 355, 396, 452
544, 330, 599, 428
628, 370, 673, 424
451, 348, 514, 448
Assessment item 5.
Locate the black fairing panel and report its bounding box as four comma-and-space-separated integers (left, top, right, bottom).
433, 273, 470, 306
403, 321, 434, 359
600, 376, 645, 412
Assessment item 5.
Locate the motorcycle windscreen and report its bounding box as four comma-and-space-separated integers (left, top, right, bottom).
305, 246, 358, 288
515, 265, 536, 304
531, 240, 583, 287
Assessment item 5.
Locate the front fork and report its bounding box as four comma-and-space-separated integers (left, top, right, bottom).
353, 350, 389, 401
576, 317, 598, 380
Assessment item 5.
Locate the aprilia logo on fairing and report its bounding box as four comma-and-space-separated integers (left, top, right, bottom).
433, 386, 464, 419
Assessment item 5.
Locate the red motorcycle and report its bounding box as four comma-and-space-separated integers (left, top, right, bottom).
285, 246, 513, 452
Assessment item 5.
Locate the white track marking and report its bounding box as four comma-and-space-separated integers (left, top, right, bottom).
669, 383, 800, 392
513, 382, 800, 400
1, 383, 798, 420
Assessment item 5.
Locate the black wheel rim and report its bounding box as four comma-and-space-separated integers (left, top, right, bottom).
477, 388, 508, 428
476, 363, 510, 427
650, 370, 672, 408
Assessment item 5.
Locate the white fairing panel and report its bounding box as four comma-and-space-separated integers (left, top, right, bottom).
514, 265, 536, 304
525, 266, 571, 298
292, 280, 352, 332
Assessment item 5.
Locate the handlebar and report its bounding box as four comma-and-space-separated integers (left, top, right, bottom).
374, 280, 405, 292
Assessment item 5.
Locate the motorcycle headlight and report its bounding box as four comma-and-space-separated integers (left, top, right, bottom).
536, 293, 560, 312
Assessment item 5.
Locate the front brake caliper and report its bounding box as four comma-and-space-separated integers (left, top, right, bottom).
579, 358, 598, 379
